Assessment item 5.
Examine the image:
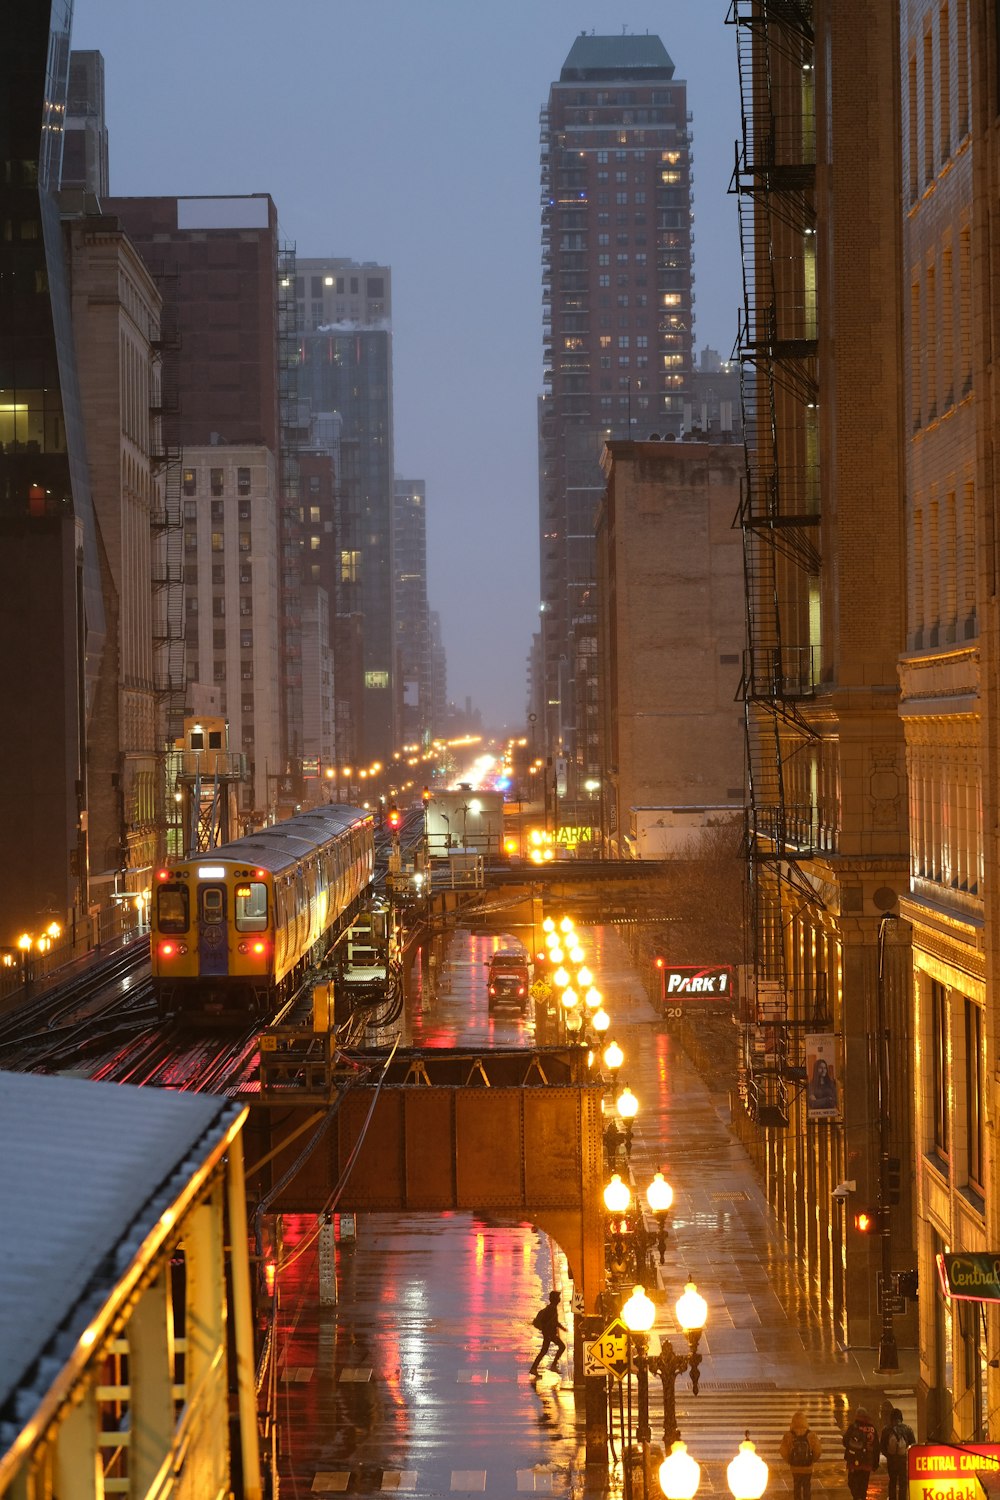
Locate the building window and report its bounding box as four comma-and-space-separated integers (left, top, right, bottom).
210, 468, 224, 496
211, 531, 223, 552
183, 501, 197, 522
182, 469, 196, 496
237, 467, 251, 495
212, 564, 224, 585
931, 979, 950, 1164
965, 997, 984, 1195
239, 532, 251, 553
211, 500, 224, 524
212, 597, 225, 618
598, 274, 610, 288
240, 598, 252, 616
238, 501, 251, 523
239, 565, 252, 586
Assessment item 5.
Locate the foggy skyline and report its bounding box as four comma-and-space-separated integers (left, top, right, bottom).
70, 2, 742, 730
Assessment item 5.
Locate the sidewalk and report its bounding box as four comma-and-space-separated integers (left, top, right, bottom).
592, 923, 917, 1492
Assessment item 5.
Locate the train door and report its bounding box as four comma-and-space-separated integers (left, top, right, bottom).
197, 883, 229, 976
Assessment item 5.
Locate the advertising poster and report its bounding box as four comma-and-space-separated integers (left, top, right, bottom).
804, 1033, 840, 1120
907, 1444, 1000, 1500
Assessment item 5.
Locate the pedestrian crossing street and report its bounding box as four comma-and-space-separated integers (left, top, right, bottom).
664, 1386, 919, 1464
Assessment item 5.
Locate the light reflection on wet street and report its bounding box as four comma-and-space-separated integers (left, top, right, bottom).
273, 923, 916, 1495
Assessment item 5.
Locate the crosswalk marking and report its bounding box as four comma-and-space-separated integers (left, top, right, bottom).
655, 1388, 920, 1463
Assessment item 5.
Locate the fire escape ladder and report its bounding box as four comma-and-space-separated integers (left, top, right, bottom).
730, 0, 822, 1128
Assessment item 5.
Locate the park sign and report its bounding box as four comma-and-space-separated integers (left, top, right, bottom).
663, 966, 735, 1001
937, 1252, 1000, 1302
907, 1443, 1000, 1500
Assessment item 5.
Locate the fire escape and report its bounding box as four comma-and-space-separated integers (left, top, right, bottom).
729, 0, 823, 1126
149, 288, 186, 786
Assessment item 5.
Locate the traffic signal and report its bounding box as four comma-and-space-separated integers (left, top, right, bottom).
885, 1156, 902, 1205
422, 786, 431, 805
388, 804, 401, 832
654, 956, 665, 970
896, 1269, 919, 1300
854, 1207, 886, 1234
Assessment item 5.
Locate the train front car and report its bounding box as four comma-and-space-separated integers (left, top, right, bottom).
151, 805, 374, 1022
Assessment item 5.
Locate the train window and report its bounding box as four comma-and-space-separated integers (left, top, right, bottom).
235, 881, 268, 932
201, 887, 225, 923
157, 884, 189, 933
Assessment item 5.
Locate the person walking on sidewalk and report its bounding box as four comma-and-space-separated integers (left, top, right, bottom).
529, 1289, 566, 1375
843, 1407, 880, 1500
880, 1407, 916, 1500
780, 1410, 822, 1500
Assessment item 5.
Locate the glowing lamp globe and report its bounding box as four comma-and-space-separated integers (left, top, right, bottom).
545, 931, 559, 949
542, 917, 555, 933
675, 1281, 708, 1334
577, 966, 593, 987
592, 1008, 611, 1033
603, 1173, 631, 1213
727, 1436, 768, 1500
584, 986, 602, 1010
560, 987, 579, 1010
570, 946, 586, 964
617, 1086, 639, 1120
549, 946, 564, 964
603, 1039, 624, 1072
622, 1285, 656, 1334
646, 1172, 674, 1216
553, 967, 570, 988
559, 917, 574, 933
660, 1441, 701, 1500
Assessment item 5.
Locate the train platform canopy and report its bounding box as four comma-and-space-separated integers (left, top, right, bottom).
0, 1069, 245, 1463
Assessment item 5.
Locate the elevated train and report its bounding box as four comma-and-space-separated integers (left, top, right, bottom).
151, 804, 375, 1020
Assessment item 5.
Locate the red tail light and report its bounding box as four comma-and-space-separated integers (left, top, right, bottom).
518, 986, 526, 997
238, 940, 270, 957
159, 941, 188, 959
489, 984, 497, 996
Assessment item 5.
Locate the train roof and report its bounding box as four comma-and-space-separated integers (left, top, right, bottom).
171, 804, 371, 877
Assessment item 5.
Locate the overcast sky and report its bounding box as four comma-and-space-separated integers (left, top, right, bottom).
70, 1, 742, 731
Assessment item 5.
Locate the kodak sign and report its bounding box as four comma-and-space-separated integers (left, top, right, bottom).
908, 1444, 1000, 1500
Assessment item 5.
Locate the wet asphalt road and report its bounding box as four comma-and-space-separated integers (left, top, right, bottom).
272, 925, 917, 1498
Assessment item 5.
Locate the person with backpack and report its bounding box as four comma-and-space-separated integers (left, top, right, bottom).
881, 1407, 916, 1500
842, 1407, 880, 1500
779, 1410, 822, 1500
529, 1289, 567, 1375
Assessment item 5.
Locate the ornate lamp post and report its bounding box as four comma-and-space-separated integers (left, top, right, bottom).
649, 1279, 708, 1447
646, 1171, 675, 1263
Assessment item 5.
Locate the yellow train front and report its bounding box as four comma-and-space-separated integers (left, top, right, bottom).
151, 805, 375, 1020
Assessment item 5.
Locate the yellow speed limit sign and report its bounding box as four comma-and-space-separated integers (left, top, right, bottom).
586, 1316, 630, 1381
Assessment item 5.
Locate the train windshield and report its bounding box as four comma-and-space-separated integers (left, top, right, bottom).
156, 884, 189, 933
235, 880, 268, 932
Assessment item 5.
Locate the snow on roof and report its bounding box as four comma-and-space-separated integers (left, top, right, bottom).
0, 1071, 242, 1437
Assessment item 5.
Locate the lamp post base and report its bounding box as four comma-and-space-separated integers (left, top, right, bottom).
876, 1334, 899, 1373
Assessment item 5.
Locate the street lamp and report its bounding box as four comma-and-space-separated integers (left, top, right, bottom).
727, 1434, 768, 1500
660, 1442, 701, 1500
646, 1171, 675, 1263
622, 1280, 707, 1500
604, 1038, 624, 1077
593, 1007, 611, 1034
617, 1084, 639, 1155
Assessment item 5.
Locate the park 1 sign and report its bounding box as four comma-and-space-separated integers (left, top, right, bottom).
663, 966, 734, 1001
937, 1252, 1000, 1302
908, 1444, 1000, 1500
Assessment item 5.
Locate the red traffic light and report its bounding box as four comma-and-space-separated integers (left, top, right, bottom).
388, 804, 401, 830
422, 786, 431, 804
654, 956, 665, 969
854, 1208, 880, 1234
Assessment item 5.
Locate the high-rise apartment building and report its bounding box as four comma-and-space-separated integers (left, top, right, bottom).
731, 0, 912, 1356
393, 479, 431, 746
295, 258, 396, 762
539, 34, 693, 803
61, 49, 108, 198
